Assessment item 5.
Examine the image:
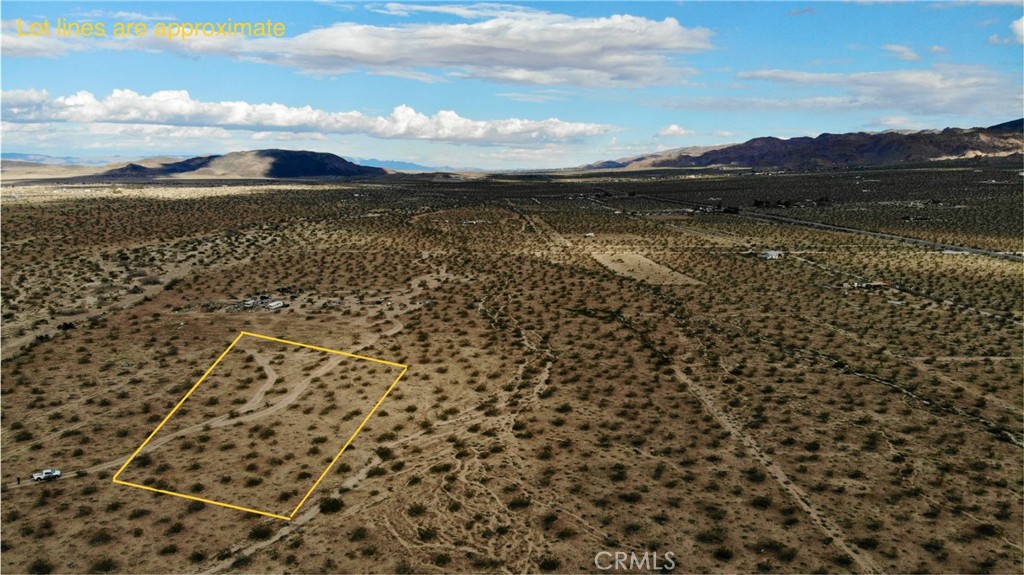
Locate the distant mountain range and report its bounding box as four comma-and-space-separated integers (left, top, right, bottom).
0, 151, 475, 177
0, 153, 140, 166
585, 119, 1024, 171
346, 157, 480, 172
4, 120, 1021, 181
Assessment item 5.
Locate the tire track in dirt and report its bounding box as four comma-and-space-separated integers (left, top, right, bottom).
194, 268, 465, 572
673, 366, 883, 574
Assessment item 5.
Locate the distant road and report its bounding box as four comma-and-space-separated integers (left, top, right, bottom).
638, 195, 1024, 263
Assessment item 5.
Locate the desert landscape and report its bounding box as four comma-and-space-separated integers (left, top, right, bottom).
1, 161, 1021, 574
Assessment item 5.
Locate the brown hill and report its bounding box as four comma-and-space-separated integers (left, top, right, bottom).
100, 150, 387, 179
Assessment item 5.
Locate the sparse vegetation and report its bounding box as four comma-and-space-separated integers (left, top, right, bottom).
1, 170, 1020, 574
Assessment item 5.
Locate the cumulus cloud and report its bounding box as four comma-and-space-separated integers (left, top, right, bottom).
988, 17, 1024, 44
1, 6, 713, 87
882, 44, 920, 61
1, 89, 612, 144
256, 11, 712, 86
657, 124, 696, 137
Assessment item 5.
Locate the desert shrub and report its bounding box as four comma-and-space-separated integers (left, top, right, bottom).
743, 466, 767, 483
508, 496, 531, 510
853, 537, 878, 550
28, 559, 53, 574
539, 557, 561, 571
88, 529, 113, 545
974, 523, 1000, 538
696, 529, 724, 544
618, 492, 642, 503
319, 497, 344, 513
88, 557, 118, 573
248, 524, 273, 540
407, 503, 426, 516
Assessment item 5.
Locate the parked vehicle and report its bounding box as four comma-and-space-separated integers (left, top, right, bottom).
31, 469, 61, 481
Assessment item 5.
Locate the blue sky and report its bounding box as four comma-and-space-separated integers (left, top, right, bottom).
2, 1, 1022, 169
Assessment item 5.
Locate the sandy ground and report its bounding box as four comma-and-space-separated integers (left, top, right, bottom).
0, 183, 347, 203
591, 252, 704, 286
1, 178, 1020, 575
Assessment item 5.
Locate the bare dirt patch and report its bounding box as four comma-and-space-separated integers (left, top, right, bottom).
592, 251, 704, 285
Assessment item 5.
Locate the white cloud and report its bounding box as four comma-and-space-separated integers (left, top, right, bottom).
496, 90, 569, 103
873, 116, 929, 130
251, 131, 326, 141
367, 3, 540, 19
313, 1, 356, 12
1, 7, 713, 87
258, 11, 712, 86
1, 89, 612, 144
657, 124, 696, 137
478, 143, 567, 162
987, 17, 1024, 44
72, 10, 176, 21
732, 64, 1020, 116
89, 123, 234, 139
1, 88, 50, 108
0, 20, 86, 57
882, 44, 921, 61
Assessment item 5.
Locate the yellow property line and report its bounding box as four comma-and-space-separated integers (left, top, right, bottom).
240, 331, 408, 368
111, 331, 245, 482
112, 478, 291, 521
288, 364, 408, 518
112, 330, 408, 520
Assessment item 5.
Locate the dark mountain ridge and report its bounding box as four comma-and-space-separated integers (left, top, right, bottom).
590, 120, 1023, 172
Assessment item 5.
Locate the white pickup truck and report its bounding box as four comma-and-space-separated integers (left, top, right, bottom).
31, 469, 61, 481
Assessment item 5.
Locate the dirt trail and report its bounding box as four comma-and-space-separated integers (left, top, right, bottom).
3, 267, 422, 490
525, 214, 571, 247
673, 366, 883, 574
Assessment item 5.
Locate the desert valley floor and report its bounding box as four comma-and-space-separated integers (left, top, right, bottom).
1, 169, 1022, 574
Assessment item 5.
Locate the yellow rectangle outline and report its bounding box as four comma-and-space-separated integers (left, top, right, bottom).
112, 331, 408, 520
